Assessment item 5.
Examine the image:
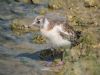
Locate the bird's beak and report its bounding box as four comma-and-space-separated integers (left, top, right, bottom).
28, 22, 36, 28
28, 22, 40, 31
31, 22, 35, 25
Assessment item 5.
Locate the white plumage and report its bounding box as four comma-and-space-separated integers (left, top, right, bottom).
41, 24, 71, 47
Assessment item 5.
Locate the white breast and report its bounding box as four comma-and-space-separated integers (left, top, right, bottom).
41, 25, 71, 47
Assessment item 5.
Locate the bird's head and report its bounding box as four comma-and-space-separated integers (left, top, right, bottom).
29, 16, 49, 29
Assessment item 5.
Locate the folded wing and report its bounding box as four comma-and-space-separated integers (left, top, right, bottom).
58, 22, 81, 47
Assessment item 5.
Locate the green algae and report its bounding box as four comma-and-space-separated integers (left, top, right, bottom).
38, 8, 49, 15
48, 0, 64, 9
32, 0, 43, 4
32, 34, 46, 44
10, 18, 39, 35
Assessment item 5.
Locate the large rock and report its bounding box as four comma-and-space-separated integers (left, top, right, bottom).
11, 18, 39, 35
48, 0, 64, 9
84, 0, 99, 7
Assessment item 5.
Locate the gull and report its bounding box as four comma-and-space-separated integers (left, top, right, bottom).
29, 15, 81, 65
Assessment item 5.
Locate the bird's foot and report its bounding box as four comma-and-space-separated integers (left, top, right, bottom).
42, 61, 64, 72
43, 61, 53, 67
53, 61, 64, 71
55, 61, 65, 66
43, 61, 64, 67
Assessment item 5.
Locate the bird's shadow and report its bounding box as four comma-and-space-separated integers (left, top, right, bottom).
16, 49, 63, 62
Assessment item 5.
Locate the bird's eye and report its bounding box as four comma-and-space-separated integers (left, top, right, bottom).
37, 20, 40, 24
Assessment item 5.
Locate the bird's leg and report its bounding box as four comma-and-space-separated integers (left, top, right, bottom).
62, 49, 67, 62
62, 46, 71, 63
61, 50, 64, 61
51, 48, 56, 60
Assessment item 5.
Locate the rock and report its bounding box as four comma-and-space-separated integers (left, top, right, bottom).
37, 7, 48, 15
34, 6, 48, 15
79, 57, 100, 75
48, 0, 64, 9
32, 0, 45, 4
73, 62, 84, 75
32, 34, 46, 44
11, 18, 39, 35
84, 0, 99, 7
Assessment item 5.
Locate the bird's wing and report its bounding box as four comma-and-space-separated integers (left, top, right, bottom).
58, 22, 81, 46
58, 22, 76, 40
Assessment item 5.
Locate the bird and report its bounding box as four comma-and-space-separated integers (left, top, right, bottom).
29, 15, 81, 65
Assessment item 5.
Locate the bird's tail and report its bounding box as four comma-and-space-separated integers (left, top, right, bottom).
76, 31, 81, 39
71, 31, 82, 47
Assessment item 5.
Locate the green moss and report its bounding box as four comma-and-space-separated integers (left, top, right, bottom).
32, 0, 43, 4
10, 18, 39, 35
69, 16, 87, 27
79, 57, 100, 75
10, 19, 28, 35
84, 0, 99, 7
48, 0, 64, 9
39, 8, 48, 15
32, 34, 46, 44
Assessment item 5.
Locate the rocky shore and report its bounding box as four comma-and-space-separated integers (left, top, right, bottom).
0, 0, 100, 75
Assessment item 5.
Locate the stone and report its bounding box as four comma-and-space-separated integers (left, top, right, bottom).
11, 18, 39, 35
32, 0, 44, 4
48, 0, 64, 9
84, 0, 99, 7
34, 6, 48, 15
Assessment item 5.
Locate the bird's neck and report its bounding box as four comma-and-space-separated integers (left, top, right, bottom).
42, 18, 49, 30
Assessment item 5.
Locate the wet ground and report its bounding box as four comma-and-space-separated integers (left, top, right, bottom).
0, 0, 100, 75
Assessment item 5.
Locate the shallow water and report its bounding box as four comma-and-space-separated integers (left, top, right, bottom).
0, 1, 57, 75
0, 0, 100, 75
